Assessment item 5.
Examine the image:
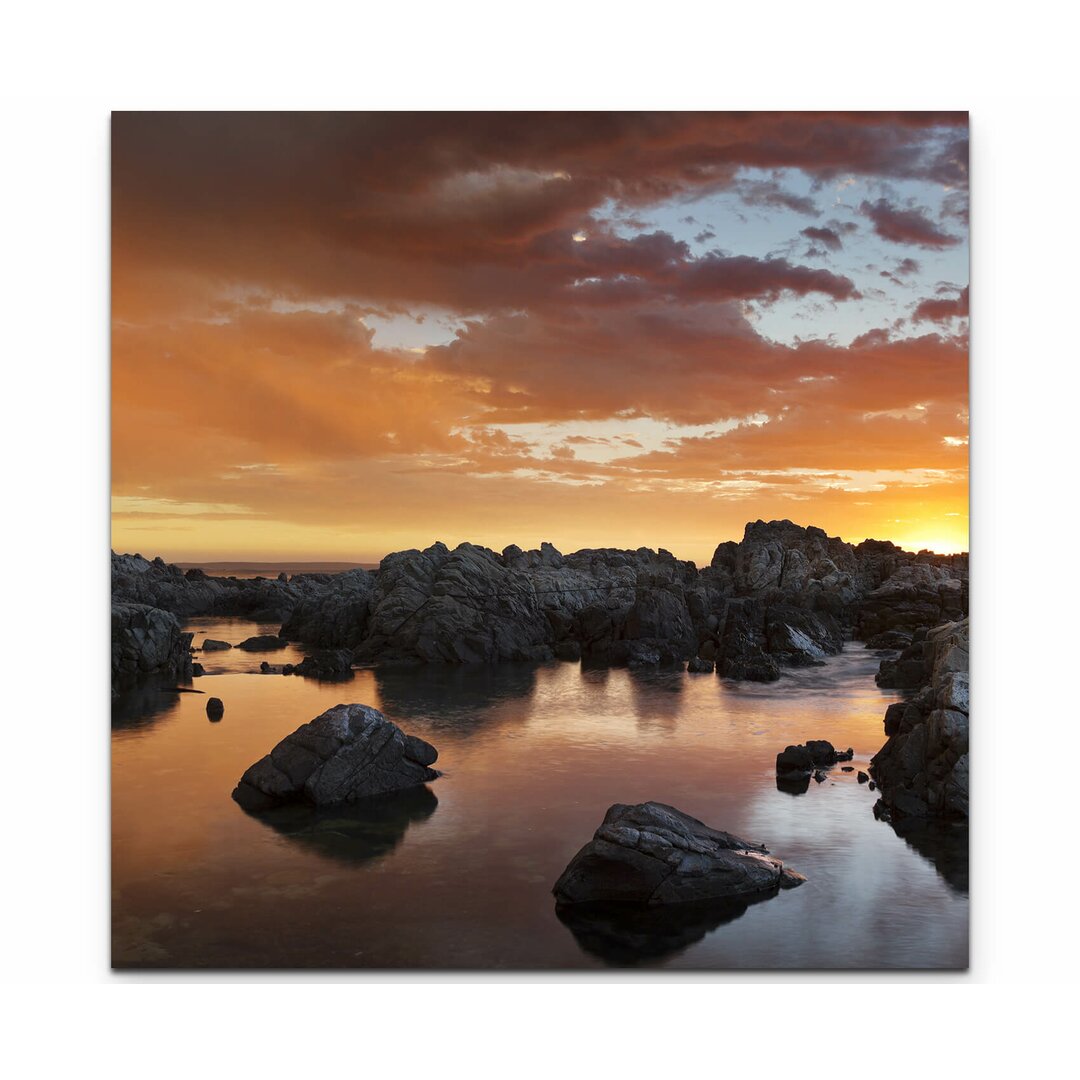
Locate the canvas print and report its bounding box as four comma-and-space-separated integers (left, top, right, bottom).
111, 112, 969, 969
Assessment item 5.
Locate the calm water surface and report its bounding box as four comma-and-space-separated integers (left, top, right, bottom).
112, 617, 968, 969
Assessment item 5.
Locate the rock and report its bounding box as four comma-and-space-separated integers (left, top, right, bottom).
201, 639, 232, 651
191, 662, 205, 677
236, 635, 288, 652
232, 703, 438, 810
552, 802, 803, 906
112, 602, 193, 692
871, 618, 969, 820
291, 649, 355, 680
260, 661, 271, 672
687, 657, 714, 673
813, 770, 827, 783
279, 568, 375, 648
206, 697, 224, 720
841, 765, 854, 772
115, 520, 966, 680
857, 771, 869, 784
555, 640, 582, 662
777, 740, 852, 778
776, 745, 814, 778
112, 551, 313, 621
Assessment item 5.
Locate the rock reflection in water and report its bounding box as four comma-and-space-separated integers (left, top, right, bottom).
556, 890, 779, 967
240, 786, 439, 866
111, 680, 196, 730
881, 814, 969, 895
372, 662, 539, 729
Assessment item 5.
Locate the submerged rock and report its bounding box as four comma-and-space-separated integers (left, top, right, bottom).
552, 802, 804, 907
231, 703, 439, 811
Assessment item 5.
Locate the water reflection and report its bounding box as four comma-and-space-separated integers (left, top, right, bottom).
555, 890, 780, 967
241, 786, 439, 866
112, 681, 199, 730
880, 813, 969, 895
628, 669, 684, 729
112, 624, 969, 969
372, 662, 540, 729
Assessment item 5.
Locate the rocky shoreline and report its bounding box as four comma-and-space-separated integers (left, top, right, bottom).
112, 519, 967, 690
871, 617, 970, 822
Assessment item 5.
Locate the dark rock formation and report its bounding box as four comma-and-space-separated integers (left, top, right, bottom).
206, 697, 224, 720
291, 649, 355, 680
112, 603, 193, 693
871, 618, 969, 820
231, 704, 438, 811
776, 740, 854, 780
114, 519, 967, 680
201, 639, 232, 651
279, 568, 375, 647
552, 802, 805, 907
112, 552, 315, 621
857, 565, 966, 642
236, 635, 288, 651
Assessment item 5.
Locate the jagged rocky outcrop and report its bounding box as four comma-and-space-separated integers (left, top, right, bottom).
111, 552, 330, 621
279, 568, 375, 647
112, 602, 193, 693
552, 802, 805, 906
231, 704, 439, 811
113, 520, 967, 678
871, 618, 969, 820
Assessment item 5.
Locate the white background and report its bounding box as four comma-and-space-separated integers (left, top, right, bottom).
1, 0, 1077, 1074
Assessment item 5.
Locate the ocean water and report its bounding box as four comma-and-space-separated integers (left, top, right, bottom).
111, 617, 968, 969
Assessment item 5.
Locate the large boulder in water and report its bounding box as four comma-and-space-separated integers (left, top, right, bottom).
231, 704, 439, 811
552, 802, 805, 906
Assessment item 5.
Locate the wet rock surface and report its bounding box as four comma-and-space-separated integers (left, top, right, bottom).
871, 618, 969, 821
231, 704, 439, 811
552, 801, 804, 907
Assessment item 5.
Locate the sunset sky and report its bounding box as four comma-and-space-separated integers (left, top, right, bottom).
111, 112, 969, 564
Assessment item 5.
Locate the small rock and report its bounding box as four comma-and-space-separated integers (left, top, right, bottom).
857, 771, 869, 784
206, 697, 224, 720
236, 635, 288, 652
202, 639, 232, 651
841, 765, 854, 772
